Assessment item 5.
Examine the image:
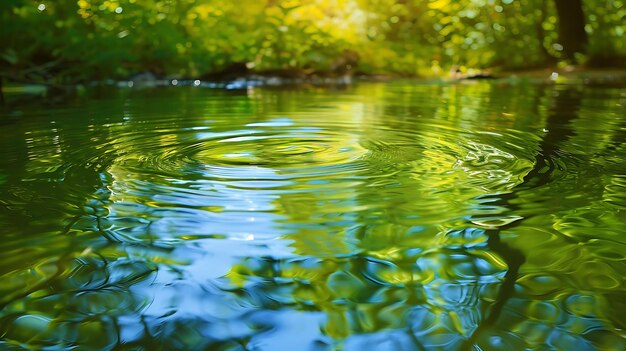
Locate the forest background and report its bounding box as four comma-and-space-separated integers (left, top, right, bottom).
1, 0, 625, 84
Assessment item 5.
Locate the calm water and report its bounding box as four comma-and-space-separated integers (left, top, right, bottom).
1, 81, 625, 350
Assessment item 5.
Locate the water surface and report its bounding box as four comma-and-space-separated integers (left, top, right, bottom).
1, 81, 625, 350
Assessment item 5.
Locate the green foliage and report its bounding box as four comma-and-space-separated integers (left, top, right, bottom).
1, 0, 625, 80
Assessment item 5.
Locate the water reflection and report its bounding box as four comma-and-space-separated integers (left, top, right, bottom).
0, 82, 625, 350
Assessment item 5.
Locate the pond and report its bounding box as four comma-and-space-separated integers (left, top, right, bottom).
1, 80, 625, 350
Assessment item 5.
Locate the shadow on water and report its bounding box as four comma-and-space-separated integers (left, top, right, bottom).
463, 87, 582, 349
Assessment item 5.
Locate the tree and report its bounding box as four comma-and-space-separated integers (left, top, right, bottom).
554, 0, 588, 60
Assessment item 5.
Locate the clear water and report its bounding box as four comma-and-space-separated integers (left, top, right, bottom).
1, 81, 625, 350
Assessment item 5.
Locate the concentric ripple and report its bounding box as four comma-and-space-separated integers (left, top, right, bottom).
110, 124, 368, 180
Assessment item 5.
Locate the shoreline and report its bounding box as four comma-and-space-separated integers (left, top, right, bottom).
2, 68, 626, 99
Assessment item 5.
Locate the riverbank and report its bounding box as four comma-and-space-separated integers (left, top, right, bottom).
2, 67, 626, 105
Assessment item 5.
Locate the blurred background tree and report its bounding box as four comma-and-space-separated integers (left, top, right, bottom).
1, 0, 624, 82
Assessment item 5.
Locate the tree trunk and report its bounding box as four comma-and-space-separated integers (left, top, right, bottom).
554, 0, 588, 59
